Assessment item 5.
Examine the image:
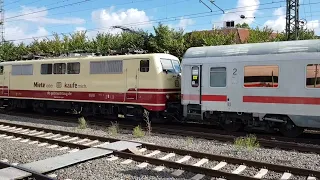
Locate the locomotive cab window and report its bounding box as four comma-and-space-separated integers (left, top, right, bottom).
0, 66, 3, 75
140, 60, 149, 72
67, 62, 80, 74
191, 66, 199, 87
244, 65, 279, 88
41, 64, 53, 74
53, 63, 66, 74
306, 64, 320, 88
210, 67, 226, 87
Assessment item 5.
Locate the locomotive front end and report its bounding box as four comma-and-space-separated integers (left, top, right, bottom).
156, 54, 183, 121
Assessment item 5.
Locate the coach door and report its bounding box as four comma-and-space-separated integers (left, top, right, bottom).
185, 65, 202, 105
0, 66, 8, 96
125, 60, 139, 101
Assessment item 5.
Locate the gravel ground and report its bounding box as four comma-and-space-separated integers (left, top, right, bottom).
0, 114, 319, 180
0, 135, 69, 164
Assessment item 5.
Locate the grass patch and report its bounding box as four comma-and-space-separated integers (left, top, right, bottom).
234, 134, 260, 150
107, 121, 119, 136
78, 117, 87, 129
133, 125, 145, 138
186, 136, 193, 146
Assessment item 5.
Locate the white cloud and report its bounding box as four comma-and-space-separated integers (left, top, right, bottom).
219, 0, 260, 26
91, 6, 151, 34
176, 17, 195, 30
4, 6, 86, 44
166, 17, 195, 31
74, 27, 87, 32
263, 7, 320, 33
263, 7, 286, 32
5, 25, 49, 44
305, 20, 320, 31
7, 6, 85, 25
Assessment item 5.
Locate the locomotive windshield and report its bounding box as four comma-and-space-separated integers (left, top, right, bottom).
160, 58, 181, 74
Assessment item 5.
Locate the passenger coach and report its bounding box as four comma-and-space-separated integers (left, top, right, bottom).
181, 39, 320, 137
0, 53, 182, 122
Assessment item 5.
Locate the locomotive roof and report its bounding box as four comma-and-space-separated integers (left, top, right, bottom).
0, 53, 178, 65
183, 39, 320, 59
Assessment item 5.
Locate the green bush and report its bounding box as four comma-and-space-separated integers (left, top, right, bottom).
78, 117, 87, 129
107, 121, 119, 136
133, 125, 145, 138
234, 134, 260, 150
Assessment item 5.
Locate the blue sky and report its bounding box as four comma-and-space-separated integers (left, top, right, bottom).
3, 0, 320, 44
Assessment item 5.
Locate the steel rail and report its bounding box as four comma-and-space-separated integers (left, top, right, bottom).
3, 111, 320, 145
0, 161, 55, 180
1, 116, 320, 155
0, 121, 319, 178
0, 126, 254, 180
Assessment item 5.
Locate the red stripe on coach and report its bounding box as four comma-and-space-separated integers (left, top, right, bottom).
202, 95, 227, 102
243, 96, 320, 105
182, 94, 227, 102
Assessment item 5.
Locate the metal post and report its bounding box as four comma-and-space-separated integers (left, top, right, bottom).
286, 0, 300, 40
0, 0, 4, 61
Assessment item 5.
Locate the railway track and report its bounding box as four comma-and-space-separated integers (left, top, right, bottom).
1, 111, 320, 154
0, 121, 319, 180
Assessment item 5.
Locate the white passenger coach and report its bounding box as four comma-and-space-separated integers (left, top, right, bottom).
181, 39, 320, 137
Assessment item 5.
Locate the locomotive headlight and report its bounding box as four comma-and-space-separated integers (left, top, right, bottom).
166, 94, 170, 99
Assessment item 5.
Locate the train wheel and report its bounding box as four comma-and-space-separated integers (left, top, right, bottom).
220, 117, 243, 132
279, 118, 304, 137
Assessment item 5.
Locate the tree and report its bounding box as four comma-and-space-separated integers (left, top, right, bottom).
236, 23, 250, 29
246, 26, 276, 43
184, 29, 236, 48
0, 23, 318, 62
148, 23, 186, 59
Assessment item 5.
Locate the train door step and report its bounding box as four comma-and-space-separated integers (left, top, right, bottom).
19, 140, 141, 174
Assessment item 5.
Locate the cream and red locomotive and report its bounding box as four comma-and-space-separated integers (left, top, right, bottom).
0, 53, 182, 122
2, 39, 320, 137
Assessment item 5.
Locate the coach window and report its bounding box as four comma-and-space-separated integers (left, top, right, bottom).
53, 63, 66, 74
306, 64, 320, 88
0, 66, 3, 75
140, 60, 149, 72
210, 67, 226, 87
191, 66, 199, 87
67, 62, 80, 74
244, 65, 279, 88
41, 64, 52, 74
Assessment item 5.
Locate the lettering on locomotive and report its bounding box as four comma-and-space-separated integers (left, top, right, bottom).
34, 82, 53, 88
64, 82, 87, 88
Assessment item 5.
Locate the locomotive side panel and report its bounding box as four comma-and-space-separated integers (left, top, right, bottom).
0, 53, 182, 121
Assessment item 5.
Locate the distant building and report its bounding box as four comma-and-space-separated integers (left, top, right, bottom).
188, 20, 278, 44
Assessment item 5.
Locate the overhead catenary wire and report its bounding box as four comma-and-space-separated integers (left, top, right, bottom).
4, 0, 191, 23
6, 1, 313, 43
3, 0, 21, 7
4, 0, 287, 32
4, 0, 286, 23
5, 0, 95, 20
5, 0, 320, 42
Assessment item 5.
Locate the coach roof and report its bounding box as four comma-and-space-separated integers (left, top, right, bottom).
183, 39, 320, 59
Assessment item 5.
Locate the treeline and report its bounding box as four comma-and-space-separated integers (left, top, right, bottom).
0, 23, 317, 61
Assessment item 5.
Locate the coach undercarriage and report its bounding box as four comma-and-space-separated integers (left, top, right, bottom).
184, 104, 304, 137
202, 111, 304, 137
